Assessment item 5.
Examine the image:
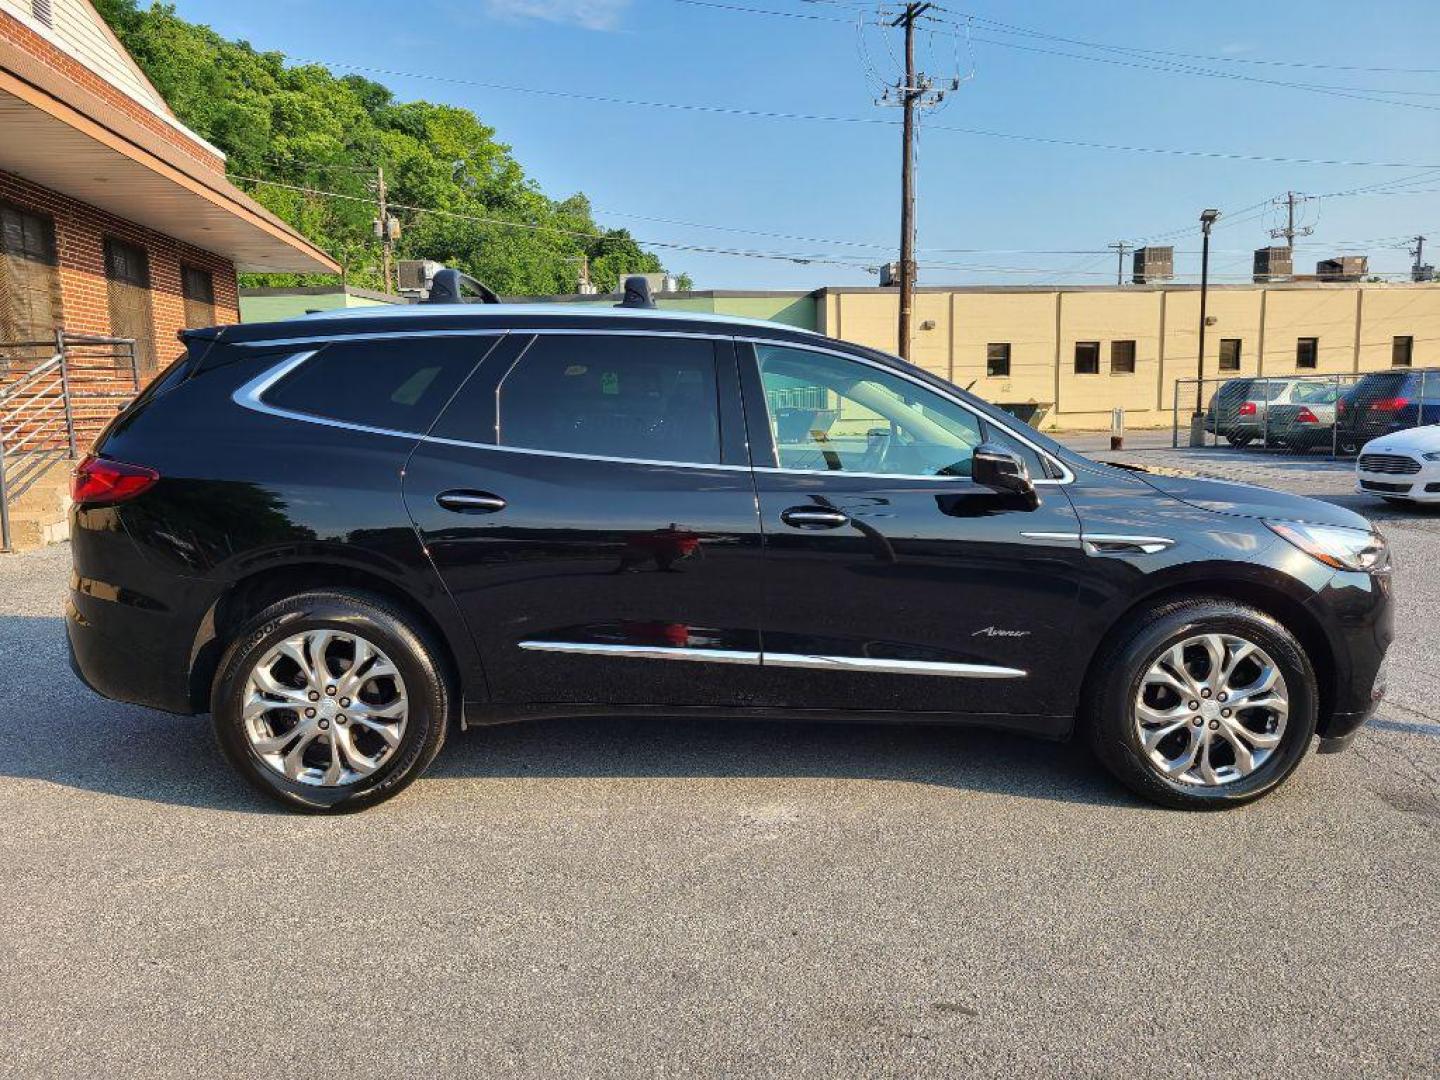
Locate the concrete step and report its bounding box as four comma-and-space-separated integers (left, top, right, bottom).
2, 511, 69, 553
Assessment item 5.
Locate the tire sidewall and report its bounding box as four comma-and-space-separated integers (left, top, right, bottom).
212, 594, 448, 812
1099, 604, 1317, 808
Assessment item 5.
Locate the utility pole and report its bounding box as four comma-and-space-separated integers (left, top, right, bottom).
1108, 241, 1132, 286
891, 2, 930, 360
376, 165, 394, 294
1269, 190, 1313, 250
1410, 235, 1434, 282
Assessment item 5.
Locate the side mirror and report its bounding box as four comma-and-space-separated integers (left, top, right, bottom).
972, 443, 1038, 508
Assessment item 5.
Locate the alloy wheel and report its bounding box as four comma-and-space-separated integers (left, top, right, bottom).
1133, 633, 1289, 787
241, 629, 409, 787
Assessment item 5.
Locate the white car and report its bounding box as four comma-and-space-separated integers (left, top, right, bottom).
1355, 425, 1440, 505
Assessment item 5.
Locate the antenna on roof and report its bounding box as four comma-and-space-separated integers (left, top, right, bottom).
616, 275, 657, 309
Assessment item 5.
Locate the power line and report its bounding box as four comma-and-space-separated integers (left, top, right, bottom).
294, 57, 1440, 169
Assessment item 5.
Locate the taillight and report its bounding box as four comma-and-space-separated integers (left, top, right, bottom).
72, 455, 159, 504
1295, 407, 1319, 424
1371, 396, 1409, 413
1238, 401, 1257, 416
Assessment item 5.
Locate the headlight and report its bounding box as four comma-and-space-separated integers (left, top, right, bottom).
1422, 451, 1440, 462
1265, 519, 1390, 572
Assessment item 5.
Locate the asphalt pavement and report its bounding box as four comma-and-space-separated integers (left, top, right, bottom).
1, 443, 1436, 1079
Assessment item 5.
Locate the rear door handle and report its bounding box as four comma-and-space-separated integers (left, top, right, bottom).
436, 490, 507, 514
780, 507, 849, 530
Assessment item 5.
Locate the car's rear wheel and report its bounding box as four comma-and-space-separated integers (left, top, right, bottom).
1085, 599, 1318, 809
1225, 433, 1253, 448
212, 590, 451, 812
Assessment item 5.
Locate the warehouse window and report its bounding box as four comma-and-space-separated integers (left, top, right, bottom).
1074, 341, 1100, 375
0, 200, 62, 349
1218, 339, 1242, 372
181, 266, 216, 329
1392, 336, 1414, 367
986, 342, 1011, 378
1110, 340, 1136, 374
1296, 337, 1319, 369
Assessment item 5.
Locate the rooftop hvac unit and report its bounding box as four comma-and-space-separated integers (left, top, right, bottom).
1316, 255, 1368, 282
1253, 246, 1293, 283
1131, 246, 1173, 284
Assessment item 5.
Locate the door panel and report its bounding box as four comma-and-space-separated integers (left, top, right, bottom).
406, 332, 767, 707
742, 342, 1086, 717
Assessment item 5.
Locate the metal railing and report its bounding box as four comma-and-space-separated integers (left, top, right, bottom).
1170, 370, 1434, 459
0, 331, 139, 551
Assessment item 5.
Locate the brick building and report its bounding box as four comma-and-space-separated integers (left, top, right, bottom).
0, 0, 335, 376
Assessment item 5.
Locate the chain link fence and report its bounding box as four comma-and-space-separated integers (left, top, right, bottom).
1171, 369, 1438, 458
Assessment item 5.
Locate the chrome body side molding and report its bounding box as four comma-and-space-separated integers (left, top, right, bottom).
518, 641, 1026, 679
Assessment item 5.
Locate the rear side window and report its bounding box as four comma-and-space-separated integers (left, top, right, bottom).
497, 334, 720, 464
264, 338, 490, 432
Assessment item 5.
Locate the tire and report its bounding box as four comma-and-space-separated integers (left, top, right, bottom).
1225, 434, 1253, 448
1083, 598, 1318, 810
212, 590, 452, 812
1382, 497, 1415, 508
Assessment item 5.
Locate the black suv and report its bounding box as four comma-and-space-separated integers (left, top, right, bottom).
1335, 367, 1440, 454
67, 304, 1394, 811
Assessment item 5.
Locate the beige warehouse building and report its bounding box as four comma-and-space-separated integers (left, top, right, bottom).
815, 281, 1440, 431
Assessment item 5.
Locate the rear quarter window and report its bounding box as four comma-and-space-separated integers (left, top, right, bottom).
263, 337, 494, 432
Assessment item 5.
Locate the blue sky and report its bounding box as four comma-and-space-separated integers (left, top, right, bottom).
175, 0, 1440, 290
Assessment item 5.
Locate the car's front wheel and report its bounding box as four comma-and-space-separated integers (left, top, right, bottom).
212, 590, 451, 812
1085, 599, 1318, 809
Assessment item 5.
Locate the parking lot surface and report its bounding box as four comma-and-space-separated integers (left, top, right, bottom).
1, 444, 1437, 1079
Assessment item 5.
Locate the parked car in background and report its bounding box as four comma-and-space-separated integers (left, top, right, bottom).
1263, 382, 1344, 451
1335, 368, 1440, 455
1205, 377, 1334, 447
1355, 425, 1440, 506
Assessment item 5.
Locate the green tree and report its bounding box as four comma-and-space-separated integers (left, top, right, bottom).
93, 0, 692, 294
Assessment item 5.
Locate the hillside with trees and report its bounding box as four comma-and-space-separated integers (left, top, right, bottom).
94, 0, 689, 293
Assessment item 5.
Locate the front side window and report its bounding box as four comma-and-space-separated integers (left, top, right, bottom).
1110, 340, 1136, 374
756, 345, 987, 478
265, 338, 489, 432
1296, 337, 1319, 369
497, 334, 720, 464
1074, 341, 1100, 374
1218, 339, 1241, 371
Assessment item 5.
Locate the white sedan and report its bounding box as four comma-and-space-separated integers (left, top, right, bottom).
1355, 425, 1440, 505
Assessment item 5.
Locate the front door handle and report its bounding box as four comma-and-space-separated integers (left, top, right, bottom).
436, 490, 507, 514
780, 507, 849, 530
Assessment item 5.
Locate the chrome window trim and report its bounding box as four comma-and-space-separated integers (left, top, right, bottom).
518, 641, 1026, 679
736, 336, 1075, 486
232, 328, 1074, 485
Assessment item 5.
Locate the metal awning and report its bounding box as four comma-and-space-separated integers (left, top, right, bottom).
0, 46, 337, 275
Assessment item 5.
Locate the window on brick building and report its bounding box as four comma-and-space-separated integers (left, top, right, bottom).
1218, 339, 1242, 371
1296, 337, 1319, 369
1074, 341, 1100, 374
1392, 336, 1414, 367
0, 200, 62, 350
986, 343, 1011, 378
181, 266, 216, 329
104, 237, 157, 376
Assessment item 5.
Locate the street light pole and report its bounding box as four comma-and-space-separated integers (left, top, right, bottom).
1191, 208, 1221, 447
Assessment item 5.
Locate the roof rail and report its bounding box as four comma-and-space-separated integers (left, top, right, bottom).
423, 267, 500, 305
